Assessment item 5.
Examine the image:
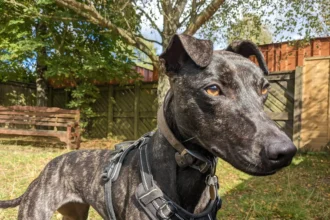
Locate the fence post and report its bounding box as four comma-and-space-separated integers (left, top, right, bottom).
107, 84, 114, 138
134, 83, 140, 139
293, 66, 303, 148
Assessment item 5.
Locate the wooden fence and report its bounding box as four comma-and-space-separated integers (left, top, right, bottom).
299, 57, 330, 150
250, 37, 330, 72
50, 83, 158, 139
0, 81, 36, 106
0, 69, 304, 145
48, 72, 296, 140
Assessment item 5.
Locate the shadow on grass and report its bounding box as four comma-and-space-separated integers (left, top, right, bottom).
216, 152, 330, 220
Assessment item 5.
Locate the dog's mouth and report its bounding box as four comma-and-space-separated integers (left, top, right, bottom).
210, 146, 282, 176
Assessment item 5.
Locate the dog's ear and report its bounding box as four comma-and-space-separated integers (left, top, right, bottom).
159, 34, 213, 74
226, 40, 269, 75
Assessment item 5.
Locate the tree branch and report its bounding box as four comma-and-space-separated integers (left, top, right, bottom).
134, 34, 162, 45
172, 0, 188, 27
39, 14, 81, 22
184, 0, 225, 35
4, 0, 27, 9
136, 6, 162, 36
188, 0, 197, 26
178, 14, 190, 28
140, 60, 153, 66
54, 0, 158, 63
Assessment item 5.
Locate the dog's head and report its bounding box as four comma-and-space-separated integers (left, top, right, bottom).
160, 34, 296, 176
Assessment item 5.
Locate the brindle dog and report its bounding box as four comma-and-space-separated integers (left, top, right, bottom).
0, 35, 296, 220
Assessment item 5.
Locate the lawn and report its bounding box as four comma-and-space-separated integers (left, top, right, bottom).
0, 140, 329, 220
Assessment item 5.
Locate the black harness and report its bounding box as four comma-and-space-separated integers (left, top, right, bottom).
102, 91, 221, 220
101, 132, 221, 220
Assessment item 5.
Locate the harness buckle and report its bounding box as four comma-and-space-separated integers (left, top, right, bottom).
205, 175, 218, 186
156, 201, 176, 219
205, 175, 219, 201
175, 149, 195, 168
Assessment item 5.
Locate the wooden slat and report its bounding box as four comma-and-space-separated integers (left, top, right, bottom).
134, 83, 140, 139
0, 115, 75, 123
107, 85, 114, 137
268, 70, 295, 75
0, 106, 78, 114
266, 112, 291, 120
268, 83, 294, 107
0, 111, 77, 118
114, 111, 134, 118
141, 83, 158, 89
0, 128, 66, 137
139, 112, 157, 118
267, 74, 293, 81
0, 119, 71, 127
293, 66, 303, 148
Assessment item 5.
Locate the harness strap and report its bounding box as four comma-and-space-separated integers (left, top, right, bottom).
104, 180, 116, 220
102, 133, 153, 220
136, 137, 222, 220
103, 131, 222, 220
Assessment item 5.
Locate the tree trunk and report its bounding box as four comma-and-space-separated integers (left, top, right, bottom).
156, 29, 177, 106
156, 61, 170, 107
36, 21, 48, 107
36, 77, 48, 107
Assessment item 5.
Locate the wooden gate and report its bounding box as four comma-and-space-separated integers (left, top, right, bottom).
265, 71, 295, 139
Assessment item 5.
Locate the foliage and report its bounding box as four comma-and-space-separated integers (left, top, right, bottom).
0, 0, 139, 123
212, 0, 329, 44
129, 40, 157, 70
45, 0, 330, 104
2, 0, 329, 104
227, 13, 273, 45
66, 83, 100, 130
6, 90, 35, 106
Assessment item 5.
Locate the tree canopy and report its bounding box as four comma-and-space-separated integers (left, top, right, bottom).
0, 0, 137, 84
47, 0, 329, 103
227, 13, 272, 45
1, 0, 329, 104
0, 0, 140, 122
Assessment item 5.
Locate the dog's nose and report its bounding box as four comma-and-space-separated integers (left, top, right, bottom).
263, 142, 297, 169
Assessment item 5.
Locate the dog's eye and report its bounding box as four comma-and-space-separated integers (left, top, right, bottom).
261, 84, 270, 95
205, 85, 220, 96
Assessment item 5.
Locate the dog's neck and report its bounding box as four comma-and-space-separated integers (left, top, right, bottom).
147, 100, 211, 213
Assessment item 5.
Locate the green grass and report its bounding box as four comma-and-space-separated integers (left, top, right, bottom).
217, 152, 330, 219
0, 143, 329, 220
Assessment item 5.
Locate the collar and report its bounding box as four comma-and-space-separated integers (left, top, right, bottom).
157, 90, 217, 174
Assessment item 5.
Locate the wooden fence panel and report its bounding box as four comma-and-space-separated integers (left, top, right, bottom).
101, 83, 158, 140
300, 57, 330, 150
89, 87, 109, 138
52, 89, 68, 109
111, 85, 136, 140
0, 82, 36, 106
138, 84, 158, 137
254, 37, 330, 72
265, 71, 295, 139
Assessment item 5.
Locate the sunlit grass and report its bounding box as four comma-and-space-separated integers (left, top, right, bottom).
217, 152, 330, 219
0, 142, 329, 220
